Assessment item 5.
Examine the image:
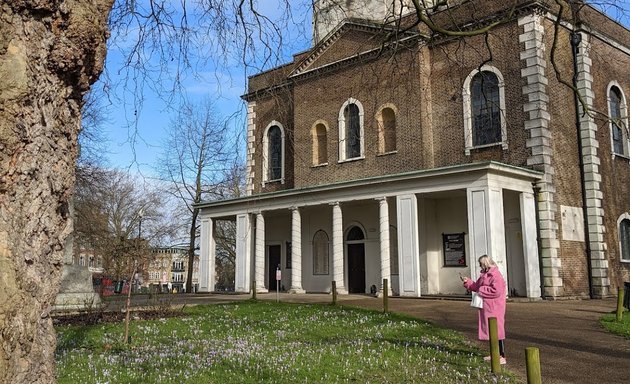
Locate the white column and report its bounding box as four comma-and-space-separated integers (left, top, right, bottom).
198, 218, 216, 293
520, 192, 541, 298
289, 207, 305, 293
331, 202, 347, 294
466, 186, 507, 282
377, 197, 392, 296
234, 214, 252, 293
396, 194, 421, 297
255, 212, 268, 292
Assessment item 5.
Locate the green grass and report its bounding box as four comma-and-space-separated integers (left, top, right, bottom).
55, 301, 516, 383
600, 310, 630, 338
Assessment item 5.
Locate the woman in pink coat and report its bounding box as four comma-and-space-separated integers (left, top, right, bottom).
462, 254, 507, 364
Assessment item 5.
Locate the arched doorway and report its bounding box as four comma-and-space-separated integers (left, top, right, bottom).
346, 226, 366, 294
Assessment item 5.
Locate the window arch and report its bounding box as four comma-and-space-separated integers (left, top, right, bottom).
311, 121, 328, 166
463, 66, 507, 154
312, 230, 329, 275
262, 121, 285, 184
618, 213, 630, 262
377, 104, 397, 154
346, 225, 365, 241
607, 82, 628, 157
338, 98, 364, 161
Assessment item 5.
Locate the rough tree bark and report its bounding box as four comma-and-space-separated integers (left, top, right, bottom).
0, 1, 112, 382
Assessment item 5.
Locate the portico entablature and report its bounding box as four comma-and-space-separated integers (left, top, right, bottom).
195, 161, 542, 219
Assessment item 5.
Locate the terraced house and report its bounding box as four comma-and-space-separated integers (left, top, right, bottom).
196, 0, 630, 299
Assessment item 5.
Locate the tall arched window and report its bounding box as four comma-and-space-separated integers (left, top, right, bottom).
338, 99, 364, 161
312, 122, 328, 165
377, 105, 397, 154
608, 83, 628, 157
463, 66, 506, 154
618, 214, 630, 262
345, 104, 361, 158
262, 121, 285, 184
313, 230, 329, 275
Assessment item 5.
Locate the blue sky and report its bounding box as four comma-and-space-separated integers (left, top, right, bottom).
96, 0, 313, 176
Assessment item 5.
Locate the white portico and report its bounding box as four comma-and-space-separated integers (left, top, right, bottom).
196, 161, 542, 299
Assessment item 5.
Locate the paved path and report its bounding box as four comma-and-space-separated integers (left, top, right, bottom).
109, 292, 630, 383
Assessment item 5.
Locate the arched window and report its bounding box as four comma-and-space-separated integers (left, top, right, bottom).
312, 122, 328, 165
338, 99, 364, 161
608, 83, 628, 157
463, 66, 507, 154
618, 214, 630, 262
262, 121, 285, 183
377, 105, 397, 154
313, 230, 329, 275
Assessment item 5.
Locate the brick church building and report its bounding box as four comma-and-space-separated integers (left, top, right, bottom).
196, 0, 630, 299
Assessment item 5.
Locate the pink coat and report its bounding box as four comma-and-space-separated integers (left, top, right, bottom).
463, 266, 506, 341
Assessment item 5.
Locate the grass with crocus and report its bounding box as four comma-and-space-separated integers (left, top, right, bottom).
55, 300, 515, 383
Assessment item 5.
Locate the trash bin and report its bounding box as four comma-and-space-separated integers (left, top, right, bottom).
624, 282, 630, 311
114, 280, 124, 294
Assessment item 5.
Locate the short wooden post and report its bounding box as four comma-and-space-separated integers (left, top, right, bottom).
252, 280, 257, 300
525, 347, 542, 384
616, 287, 624, 322
332, 280, 337, 305
383, 278, 389, 313
488, 317, 501, 373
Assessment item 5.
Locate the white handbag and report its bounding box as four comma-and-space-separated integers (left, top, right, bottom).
470, 292, 483, 309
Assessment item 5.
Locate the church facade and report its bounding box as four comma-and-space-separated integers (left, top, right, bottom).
197, 0, 630, 299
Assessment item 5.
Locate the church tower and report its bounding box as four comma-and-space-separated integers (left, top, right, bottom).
312, 0, 423, 44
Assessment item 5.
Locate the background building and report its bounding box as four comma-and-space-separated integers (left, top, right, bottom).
147, 246, 199, 293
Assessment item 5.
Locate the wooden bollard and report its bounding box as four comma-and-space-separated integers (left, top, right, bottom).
383, 278, 389, 313
616, 287, 624, 322
252, 280, 257, 300
332, 280, 337, 305
525, 347, 542, 384
488, 317, 501, 374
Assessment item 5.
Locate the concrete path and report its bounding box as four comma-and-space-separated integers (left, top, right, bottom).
110, 292, 629, 383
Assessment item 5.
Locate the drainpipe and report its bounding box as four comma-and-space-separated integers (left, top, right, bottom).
532, 185, 545, 299
570, 29, 594, 299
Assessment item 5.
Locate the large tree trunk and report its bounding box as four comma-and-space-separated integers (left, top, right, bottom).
0, 1, 112, 382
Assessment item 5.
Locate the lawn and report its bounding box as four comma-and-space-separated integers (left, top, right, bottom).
600, 310, 630, 339
55, 301, 515, 383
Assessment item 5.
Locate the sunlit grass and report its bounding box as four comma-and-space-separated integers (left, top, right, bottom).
55, 300, 516, 383
600, 311, 630, 339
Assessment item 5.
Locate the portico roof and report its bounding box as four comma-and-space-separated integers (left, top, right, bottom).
195, 161, 543, 218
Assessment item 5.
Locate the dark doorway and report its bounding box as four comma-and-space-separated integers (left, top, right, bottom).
347, 243, 365, 293
268, 245, 281, 291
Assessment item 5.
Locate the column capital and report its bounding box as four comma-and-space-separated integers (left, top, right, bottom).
290, 206, 300, 212
329, 201, 340, 207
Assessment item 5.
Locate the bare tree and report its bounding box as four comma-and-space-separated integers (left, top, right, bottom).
158, 100, 235, 292
75, 169, 174, 280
